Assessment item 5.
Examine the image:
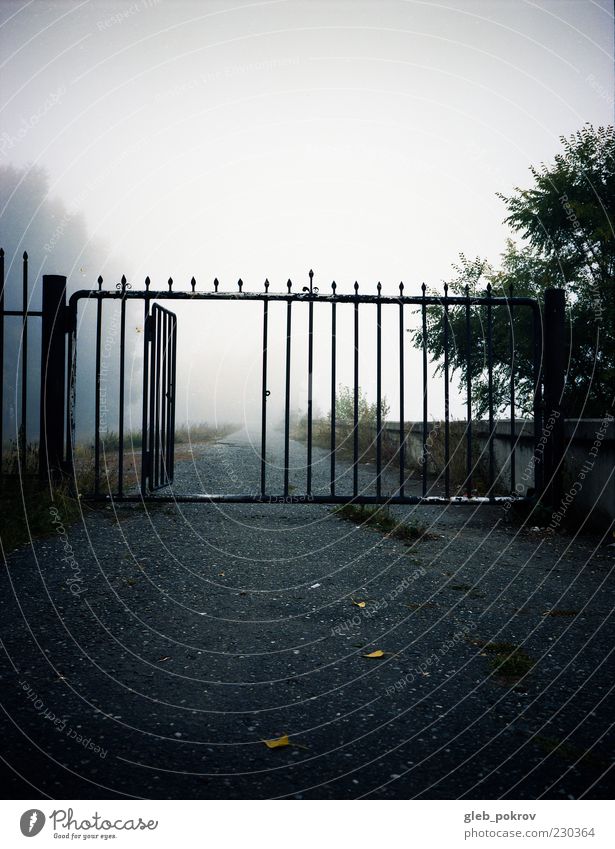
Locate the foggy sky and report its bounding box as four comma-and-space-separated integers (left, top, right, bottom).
1, 0, 613, 431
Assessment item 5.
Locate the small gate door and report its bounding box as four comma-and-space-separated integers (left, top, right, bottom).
144, 303, 177, 492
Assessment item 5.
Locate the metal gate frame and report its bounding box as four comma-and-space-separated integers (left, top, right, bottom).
144, 303, 177, 493
60, 273, 565, 506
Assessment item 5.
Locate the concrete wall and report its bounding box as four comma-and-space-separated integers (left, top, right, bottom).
384, 417, 614, 529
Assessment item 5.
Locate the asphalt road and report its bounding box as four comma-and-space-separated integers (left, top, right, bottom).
1, 428, 613, 799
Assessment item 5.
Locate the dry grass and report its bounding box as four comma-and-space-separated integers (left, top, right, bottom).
0, 422, 235, 551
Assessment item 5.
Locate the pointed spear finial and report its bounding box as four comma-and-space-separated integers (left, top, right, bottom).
309, 269, 314, 293
331, 280, 337, 294
238, 278, 243, 293
399, 281, 404, 296
145, 276, 151, 291
354, 280, 359, 295
264, 278, 270, 292
486, 282, 492, 295
168, 277, 173, 292
23, 251, 28, 260
287, 278, 292, 293
377, 281, 382, 296
214, 277, 219, 292
444, 281, 449, 296
97, 275, 103, 291
465, 283, 470, 298
421, 282, 427, 296
191, 276, 196, 292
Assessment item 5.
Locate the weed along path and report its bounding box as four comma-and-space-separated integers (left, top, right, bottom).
1, 427, 614, 799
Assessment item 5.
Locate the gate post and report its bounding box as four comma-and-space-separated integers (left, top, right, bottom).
542, 288, 566, 508
39, 275, 67, 483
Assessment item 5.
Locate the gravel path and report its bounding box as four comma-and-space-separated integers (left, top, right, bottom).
1, 427, 614, 799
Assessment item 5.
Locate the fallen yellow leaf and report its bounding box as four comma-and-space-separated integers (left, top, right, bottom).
352, 599, 366, 608
362, 650, 385, 658
263, 735, 290, 749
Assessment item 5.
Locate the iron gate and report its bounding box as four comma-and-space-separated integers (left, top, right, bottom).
144, 303, 177, 493
59, 271, 565, 506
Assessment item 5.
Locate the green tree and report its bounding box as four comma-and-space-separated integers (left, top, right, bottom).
414, 125, 615, 419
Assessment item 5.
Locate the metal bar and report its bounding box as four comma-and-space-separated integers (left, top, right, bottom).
399, 289, 405, 497
20, 252, 28, 465
87, 492, 527, 506
140, 294, 151, 496
376, 287, 382, 497
330, 286, 337, 496
118, 293, 126, 496
39, 276, 67, 485
160, 309, 168, 484
421, 283, 428, 497
306, 296, 314, 494
94, 290, 102, 494
509, 283, 516, 493
260, 298, 268, 495
532, 303, 543, 495
353, 286, 359, 497
283, 298, 292, 497
465, 286, 472, 496
0, 248, 4, 476
443, 285, 450, 498
487, 284, 494, 497
166, 313, 173, 482
170, 314, 177, 481
69, 289, 540, 307
147, 306, 157, 494
154, 305, 161, 488
65, 304, 77, 489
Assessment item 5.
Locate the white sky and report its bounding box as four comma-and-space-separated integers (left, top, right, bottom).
1, 0, 613, 425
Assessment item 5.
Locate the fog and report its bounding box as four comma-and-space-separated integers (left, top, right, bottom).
1, 0, 613, 441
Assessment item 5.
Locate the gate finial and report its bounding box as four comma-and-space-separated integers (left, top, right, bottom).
168, 277, 173, 292
377, 281, 382, 296
191, 277, 196, 292
264, 278, 270, 292
97, 276, 103, 291
303, 269, 318, 295
145, 276, 151, 291
238, 278, 243, 293
287, 278, 292, 293
214, 277, 219, 292
116, 275, 131, 294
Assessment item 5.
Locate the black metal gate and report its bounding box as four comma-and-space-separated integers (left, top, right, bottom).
144, 303, 177, 493
57, 271, 565, 507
